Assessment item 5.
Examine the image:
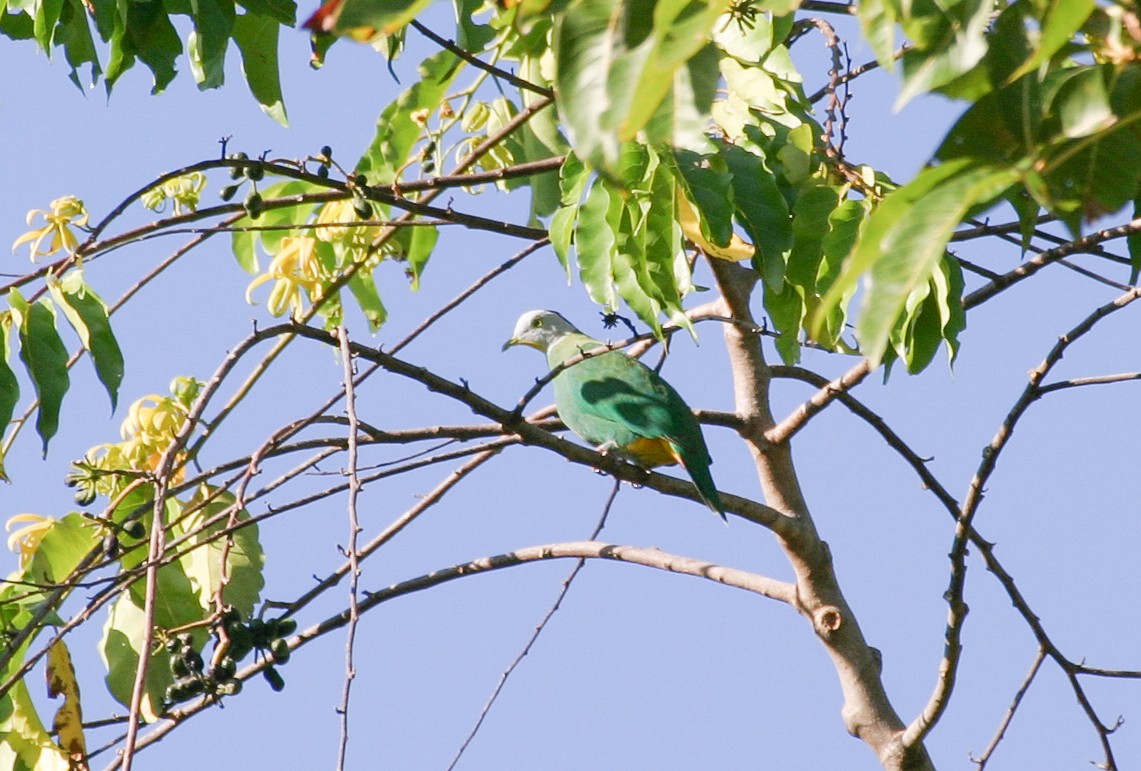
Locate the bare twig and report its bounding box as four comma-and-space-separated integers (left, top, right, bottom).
766, 359, 872, 444
971, 647, 1047, 770
903, 285, 1141, 753
446, 479, 621, 770
410, 19, 553, 98
965, 218, 1141, 309
335, 328, 363, 770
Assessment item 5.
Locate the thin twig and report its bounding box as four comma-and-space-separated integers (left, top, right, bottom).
902, 284, 1141, 752
410, 19, 553, 98
446, 479, 621, 770
1037, 371, 1141, 394
335, 328, 363, 770
972, 648, 1047, 770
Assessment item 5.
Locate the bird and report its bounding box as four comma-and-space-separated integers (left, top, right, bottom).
504, 309, 725, 521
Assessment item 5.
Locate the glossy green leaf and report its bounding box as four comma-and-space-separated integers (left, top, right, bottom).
453, 0, 495, 51
122, 0, 182, 94
187, 0, 234, 89
233, 11, 287, 125
57, 0, 101, 88
673, 149, 734, 248
347, 271, 388, 331
820, 160, 1019, 366
1044, 65, 1114, 140
720, 143, 792, 291
333, 0, 431, 36
32, 0, 64, 51
857, 0, 898, 69
0, 678, 70, 771
48, 269, 124, 411
236, 0, 296, 24
553, 0, 730, 170
550, 153, 591, 276
0, 313, 18, 474
576, 178, 619, 310
896, 0, 990, 108
177, 487, 265, 614
9, 290, 69, 456
1004, 0, 1095, 85
813, 198, 867, 348
357, 50, 461, 184
101, 593, 182, 722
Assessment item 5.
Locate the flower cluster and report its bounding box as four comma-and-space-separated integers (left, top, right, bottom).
141, 172, 206, 215
69, 377, 203, 503
11, 196, 89, 260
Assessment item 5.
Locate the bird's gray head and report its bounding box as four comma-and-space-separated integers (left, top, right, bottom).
502, 309, 581, 353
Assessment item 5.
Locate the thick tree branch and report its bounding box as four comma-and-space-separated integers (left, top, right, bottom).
707, 259, 932, 770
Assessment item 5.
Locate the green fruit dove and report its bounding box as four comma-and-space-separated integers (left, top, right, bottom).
504, 310, 726, 521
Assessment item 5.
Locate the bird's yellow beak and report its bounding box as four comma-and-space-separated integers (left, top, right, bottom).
503, 336, 541, 352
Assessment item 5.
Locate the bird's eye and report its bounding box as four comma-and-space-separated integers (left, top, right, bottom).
532, 318, 543, 328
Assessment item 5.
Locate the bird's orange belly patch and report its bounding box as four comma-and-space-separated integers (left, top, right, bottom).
621, 437, 680, 468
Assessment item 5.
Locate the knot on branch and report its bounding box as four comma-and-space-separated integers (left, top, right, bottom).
813, 605, 843, 639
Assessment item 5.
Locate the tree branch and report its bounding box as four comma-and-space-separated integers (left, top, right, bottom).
108, 541, 796, 766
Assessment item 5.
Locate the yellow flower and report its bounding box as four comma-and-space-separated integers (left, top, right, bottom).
315, 199, 378, 247
6, 513, 55, 568
11, 196, 89, 260
141, 173, 206, 216
245, 236, 323, 319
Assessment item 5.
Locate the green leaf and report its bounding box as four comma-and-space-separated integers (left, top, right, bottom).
177, 487, 265, 614
452, 0, 494, 51
101, 593, 183, 722
20, 513, 95, 586
404, 223, 437, 291
813, 198, 867, 348
1004, 0, 1095, 85
553, 0, 731, 170
123, 0, 182, 94
720, 143, 791, 290
332, 0, 431, 36
1044, 65, 1114, 140
32, 0, 64, 51
48, 270, 124, 411
356, 50, 462, 184
0, 678, 70, 771
9, 290, 70, 456
576, 177, 619, 309
896, 0, 991, 108
673, 148, 734, 247
235, 0, 295, 24
233, 12, 287, 125
550, 153, 591, 276
187, 0, 234, 89
347, 271, 388, 331
0, 313, 18, 471
820, 160, 1020, 366
57, 0, 102, 88
857, 0, 898, 68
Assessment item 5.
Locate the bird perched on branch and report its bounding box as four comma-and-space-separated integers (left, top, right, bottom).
504, 309, 725, 521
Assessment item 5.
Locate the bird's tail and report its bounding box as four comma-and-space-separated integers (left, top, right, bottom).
672, 444, 726, 523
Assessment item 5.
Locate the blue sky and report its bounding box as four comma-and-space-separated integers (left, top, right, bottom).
2, 6, 1140, 770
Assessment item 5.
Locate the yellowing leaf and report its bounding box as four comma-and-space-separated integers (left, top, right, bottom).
46, 639, 89, 771
677, 187, 754, 261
